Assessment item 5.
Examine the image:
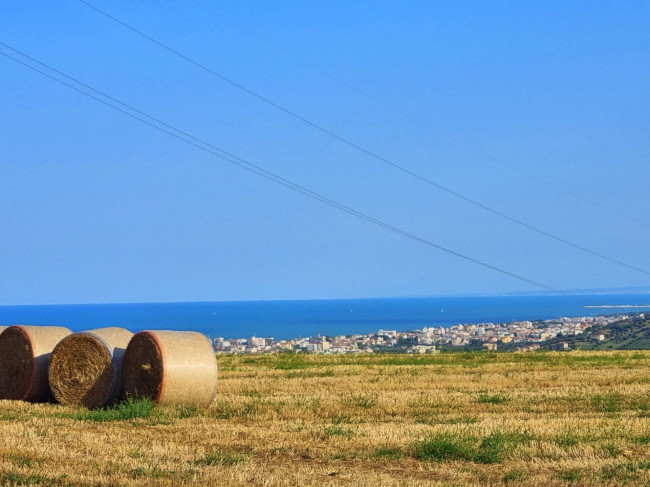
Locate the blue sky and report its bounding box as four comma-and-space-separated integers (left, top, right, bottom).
1, 1, 649, 304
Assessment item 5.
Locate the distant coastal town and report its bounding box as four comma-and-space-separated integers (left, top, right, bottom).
213, 313, 638, 354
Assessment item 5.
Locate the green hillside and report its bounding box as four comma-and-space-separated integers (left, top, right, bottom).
541, 314, 650, 350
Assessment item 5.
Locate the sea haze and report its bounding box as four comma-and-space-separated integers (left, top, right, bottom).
1, 293, 649, 340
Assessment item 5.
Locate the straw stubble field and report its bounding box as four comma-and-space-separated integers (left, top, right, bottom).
1, 351, 650, 486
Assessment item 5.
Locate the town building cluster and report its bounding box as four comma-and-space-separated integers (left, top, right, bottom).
212, 314, 631, 355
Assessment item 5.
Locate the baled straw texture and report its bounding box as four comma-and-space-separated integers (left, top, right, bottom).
0, 326, 7, 362
123, 330, 218, 407
0, 325, 72, 402
49, 327, 133, 408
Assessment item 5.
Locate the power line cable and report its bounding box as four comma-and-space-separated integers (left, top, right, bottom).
0, 46, 573, 296
205, 1, 650, 230
76, 1, 650, 276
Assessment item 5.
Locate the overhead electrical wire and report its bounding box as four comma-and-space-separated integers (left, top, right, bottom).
206, 1, 650, 231
0, 46, 572, 296
77, 0, 650, 276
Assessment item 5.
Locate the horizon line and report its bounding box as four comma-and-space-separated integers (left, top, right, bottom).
1, 286, 650, 308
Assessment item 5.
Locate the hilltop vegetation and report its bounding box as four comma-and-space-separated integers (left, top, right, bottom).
540, 314, 650, 351
1, 351, 650, 486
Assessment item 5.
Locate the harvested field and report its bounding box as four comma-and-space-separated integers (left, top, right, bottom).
1, 351, 650, 486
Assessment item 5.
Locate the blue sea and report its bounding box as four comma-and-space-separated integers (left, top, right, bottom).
1, 292, 650, 340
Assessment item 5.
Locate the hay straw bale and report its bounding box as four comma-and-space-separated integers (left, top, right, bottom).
49, 327, 133, 408
0, 325, 72, 402
123, 330, 218, 407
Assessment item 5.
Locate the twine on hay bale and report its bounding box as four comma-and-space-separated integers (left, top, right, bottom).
0, 325, 72, 402
123, 330, 218, 407
49, 327, 133, 408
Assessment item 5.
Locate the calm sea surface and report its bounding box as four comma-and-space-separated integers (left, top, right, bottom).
1, 293, 649, 340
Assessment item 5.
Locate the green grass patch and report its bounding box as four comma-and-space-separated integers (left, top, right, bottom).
503, 469, 527, 482
8, 454, 45, 468
218, 350, 650, 373
373, 447, 404, 460
411, 431, 528, 464
331, 414, 353, 424
133, 466, 167, 479
329, 451, 360, 460
444, 415, 480, 425
342, 393, 378, 409
478, 393, 509, 404
0, 412, 24, 421
632, 434, 650, 445
591, 393, 624, 413
323, 425, 354, 439
555, 431, 582, 447
637, 459, 650, 470
556, 469, 582, 482
601, 443, 622, 457
59, 398, 156, 422
0, 473, 68, 486
474, 431, 531, 463
200, 448, 251, 467
598, 462, 641, 482
411, 434, 475, 462
286, 369, 335, 379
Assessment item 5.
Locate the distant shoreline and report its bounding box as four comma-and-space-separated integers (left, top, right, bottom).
584, 305, 650, 308
3, 294, 650, 341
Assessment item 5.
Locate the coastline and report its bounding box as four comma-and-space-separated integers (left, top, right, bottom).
214, 312, 642, 355
2, 292, 650, 341
584, 305, 650, 308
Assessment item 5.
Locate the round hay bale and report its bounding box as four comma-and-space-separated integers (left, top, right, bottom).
123, 330, 218, 407
49, 327, 133, 408
0, 325, 72, 402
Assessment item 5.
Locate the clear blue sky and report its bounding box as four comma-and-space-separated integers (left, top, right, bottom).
1, 1, 649, 305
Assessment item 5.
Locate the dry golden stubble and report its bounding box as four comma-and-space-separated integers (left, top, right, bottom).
1, 351, 650, 486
